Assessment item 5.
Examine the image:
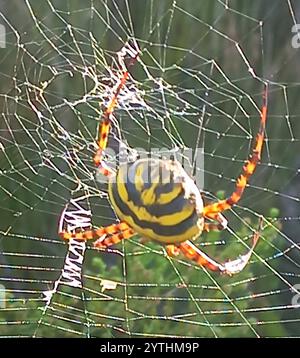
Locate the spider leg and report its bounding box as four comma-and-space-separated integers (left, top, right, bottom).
203, 213, 228, 232
93, 72, 129, 177
166, 244, 181, 257
93, 222, 136, 249
59, 221, 135, 246
59, 229, 95, 241
58, 41, 140, 243
203, 84, 268, 217
167, 218, 262, 275
93, 42, 140, 176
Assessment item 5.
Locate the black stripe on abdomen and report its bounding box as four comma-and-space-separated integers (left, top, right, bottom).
119, 161, 187, 217
109, 180, 199, 237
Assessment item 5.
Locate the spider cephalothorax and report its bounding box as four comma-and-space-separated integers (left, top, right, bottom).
59, 40, 267, 275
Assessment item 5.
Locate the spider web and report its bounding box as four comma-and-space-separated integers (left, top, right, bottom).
0, 0, 300, 338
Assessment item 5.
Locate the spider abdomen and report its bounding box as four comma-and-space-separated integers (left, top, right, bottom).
108, 158, 204, 244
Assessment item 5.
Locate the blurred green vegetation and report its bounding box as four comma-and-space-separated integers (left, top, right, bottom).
0, 215, 283, 337
0, 0, 300, 337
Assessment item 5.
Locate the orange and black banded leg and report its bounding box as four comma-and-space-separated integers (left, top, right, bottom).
203, 213, 228, 232
59, 221, 136, 247
166, 212, 228, 259
93, 221, 136, 249
166, 244, 181, 257
59, 228, 96, 241
167, 218, 262, 275
203, 84, 268, 218
93, 44, 139, 177
59, 42, 140, 244
93, 72, 130, 177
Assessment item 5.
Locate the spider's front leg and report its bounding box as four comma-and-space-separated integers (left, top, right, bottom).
166, 217, 262, 275
58, 41, 140, 245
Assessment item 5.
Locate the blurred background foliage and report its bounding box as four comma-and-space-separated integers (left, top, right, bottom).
0, 0, 300, 337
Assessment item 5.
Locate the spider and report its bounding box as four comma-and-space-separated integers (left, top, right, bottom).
59, 41, 268, 275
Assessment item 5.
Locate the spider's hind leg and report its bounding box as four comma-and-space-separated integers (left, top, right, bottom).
168, 218, 263, 275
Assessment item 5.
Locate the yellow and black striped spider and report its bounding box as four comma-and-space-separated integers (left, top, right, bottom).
59, 41, 268, 275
